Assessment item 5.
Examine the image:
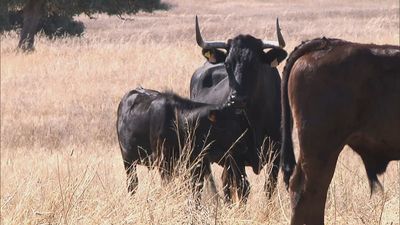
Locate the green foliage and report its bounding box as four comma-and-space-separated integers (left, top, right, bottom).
1, 0, 167, 32
4, 0, 165, 16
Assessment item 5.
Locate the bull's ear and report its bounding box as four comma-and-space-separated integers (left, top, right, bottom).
202, 49, 227, 64
263, 48, 288, 67
208, 110, 218, 124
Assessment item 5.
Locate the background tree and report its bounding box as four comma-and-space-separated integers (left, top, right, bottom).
1, 0, 167, 51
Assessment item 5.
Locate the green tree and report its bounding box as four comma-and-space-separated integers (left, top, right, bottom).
1, 0, 166, 51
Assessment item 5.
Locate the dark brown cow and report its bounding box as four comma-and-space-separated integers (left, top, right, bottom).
280, 37, 400, 225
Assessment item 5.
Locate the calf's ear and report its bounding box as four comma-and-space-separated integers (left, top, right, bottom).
202, 49, 226, 64
262, 48, 287, 67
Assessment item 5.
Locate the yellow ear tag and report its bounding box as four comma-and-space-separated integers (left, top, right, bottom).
204, 51, 211, 59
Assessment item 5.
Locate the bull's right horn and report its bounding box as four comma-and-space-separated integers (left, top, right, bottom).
196, 16, 228, 49
262, 18, 286, 49
276, 18, 286, 48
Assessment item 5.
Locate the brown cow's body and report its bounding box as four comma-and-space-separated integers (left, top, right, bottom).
281, 38, 400, 225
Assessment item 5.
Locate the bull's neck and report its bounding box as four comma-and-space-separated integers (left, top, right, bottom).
242, 76, 275, 139
244, 102, 262, 128
246, 82, 266, 114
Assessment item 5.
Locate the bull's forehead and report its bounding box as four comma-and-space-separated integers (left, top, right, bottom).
230, 34, 263, 50
227, 47, 258, 64
227, 35, 263, 62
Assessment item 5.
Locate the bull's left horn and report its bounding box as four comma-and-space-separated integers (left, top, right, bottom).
196, 16, 228, 49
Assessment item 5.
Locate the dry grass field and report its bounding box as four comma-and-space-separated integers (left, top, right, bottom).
1, 0, 399, 224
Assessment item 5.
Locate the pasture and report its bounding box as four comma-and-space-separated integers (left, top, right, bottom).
1, 0, 399, 224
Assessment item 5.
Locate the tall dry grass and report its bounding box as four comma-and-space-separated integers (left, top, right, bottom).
1, 0, 399, 224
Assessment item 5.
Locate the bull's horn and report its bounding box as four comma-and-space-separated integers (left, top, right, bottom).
276, 18, 286, 48
196, 16, 228, 49
262, 18, 286, 49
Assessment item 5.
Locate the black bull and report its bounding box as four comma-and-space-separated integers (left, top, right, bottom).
281, 37, 400, 225
116, 87, 252, 198
190, 17, 288, 200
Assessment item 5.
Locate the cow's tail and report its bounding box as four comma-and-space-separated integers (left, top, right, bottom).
280, 53, 296, 190
281, 37, 332, 189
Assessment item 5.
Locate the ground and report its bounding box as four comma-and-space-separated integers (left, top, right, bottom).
1, 0, 399, 224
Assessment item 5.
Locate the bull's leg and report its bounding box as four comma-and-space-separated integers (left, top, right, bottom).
289, 140, 342, 225
222, 155, 250, 204
123, 160, 139, 194
237, 162, 250, 203
222, 156, 235, 203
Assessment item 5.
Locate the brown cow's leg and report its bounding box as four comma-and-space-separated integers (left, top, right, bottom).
289, 143, 342, 225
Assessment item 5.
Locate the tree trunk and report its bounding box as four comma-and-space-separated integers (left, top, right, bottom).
0, 1, 9, 31
18, 0, 46, 51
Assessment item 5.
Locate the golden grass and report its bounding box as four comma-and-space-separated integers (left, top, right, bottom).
1, 0, 399, 224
